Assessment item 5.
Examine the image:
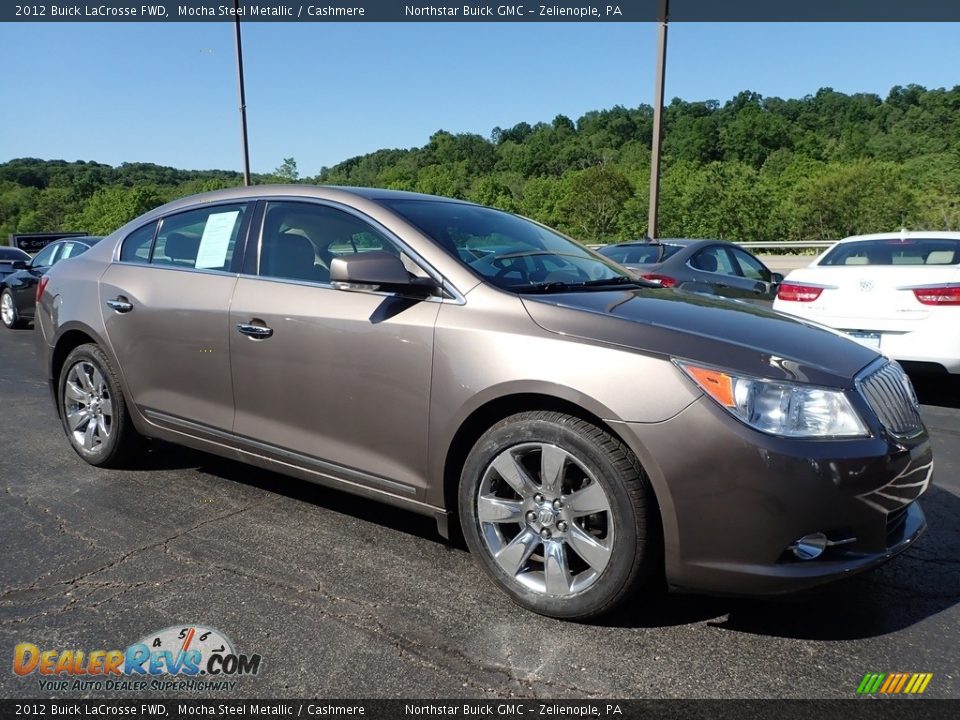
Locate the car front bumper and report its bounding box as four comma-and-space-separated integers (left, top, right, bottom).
613, 394, 932, 596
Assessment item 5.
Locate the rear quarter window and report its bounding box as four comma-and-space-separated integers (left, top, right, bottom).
120, 222, 158, 264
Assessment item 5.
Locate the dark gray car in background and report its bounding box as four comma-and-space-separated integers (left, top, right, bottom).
598, 238, 784, 303
34, 186, 931, 619
1, 237, 102, 329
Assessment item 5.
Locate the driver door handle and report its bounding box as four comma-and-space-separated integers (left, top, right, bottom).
236, 322, 273, 339
106, 297, 133, 313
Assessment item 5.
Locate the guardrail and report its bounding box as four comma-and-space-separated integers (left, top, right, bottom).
737, 241, 834, 250
587, 240, 833, 251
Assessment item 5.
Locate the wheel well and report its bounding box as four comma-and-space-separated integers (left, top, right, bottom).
442, 393, 636, 525
51, 330, 97, 394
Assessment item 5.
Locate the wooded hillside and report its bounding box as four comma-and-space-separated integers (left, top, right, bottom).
3, 84, 958, 243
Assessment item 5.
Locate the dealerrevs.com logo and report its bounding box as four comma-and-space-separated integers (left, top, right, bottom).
13, 625, 262, 693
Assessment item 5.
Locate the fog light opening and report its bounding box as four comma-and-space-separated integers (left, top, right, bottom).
790, 532, 829, 560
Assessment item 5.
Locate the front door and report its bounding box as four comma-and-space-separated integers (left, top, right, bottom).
228, 200, 440, 494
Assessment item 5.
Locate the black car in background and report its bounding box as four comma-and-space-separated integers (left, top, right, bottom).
0, 247, 32, 281
1, 237, 102, 329
597, 238, 784, 304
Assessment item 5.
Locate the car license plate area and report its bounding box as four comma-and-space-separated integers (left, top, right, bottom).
846, 331, 881, 349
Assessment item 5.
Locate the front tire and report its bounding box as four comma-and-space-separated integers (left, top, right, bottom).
458, 411, 659, 619
1, 289, 24, 329
58, 343, 142, 468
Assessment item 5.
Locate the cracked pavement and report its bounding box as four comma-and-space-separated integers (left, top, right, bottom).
1, 327, 959, 699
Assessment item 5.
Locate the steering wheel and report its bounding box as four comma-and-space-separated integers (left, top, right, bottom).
493, 259, 530, 282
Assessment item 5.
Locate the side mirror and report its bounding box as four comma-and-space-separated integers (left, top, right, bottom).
770, 272, 785, 284
330, 251, 435, 296
12, 260, 29, 270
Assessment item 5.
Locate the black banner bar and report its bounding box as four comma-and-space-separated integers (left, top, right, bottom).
3, 0, 960, 23
0, 700, 958, 720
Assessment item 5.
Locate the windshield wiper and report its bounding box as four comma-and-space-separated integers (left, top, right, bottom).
517, 276, 651, 293
492, 250, 593, 261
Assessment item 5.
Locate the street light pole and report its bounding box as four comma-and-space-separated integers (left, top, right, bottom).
647, 0, 669, 238
233, 0, 251, 186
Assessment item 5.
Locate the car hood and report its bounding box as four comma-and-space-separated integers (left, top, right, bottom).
521, 287, 880, 386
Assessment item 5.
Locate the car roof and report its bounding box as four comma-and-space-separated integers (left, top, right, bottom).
609, 238, 720, 247
65, 236, 103, 245
0, 246, 30, 256
837, 231, 960, 243
151, 185, 474, 215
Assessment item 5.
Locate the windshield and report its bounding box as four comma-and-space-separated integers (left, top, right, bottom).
381, 199, 636, 292
819, 238, 960, 266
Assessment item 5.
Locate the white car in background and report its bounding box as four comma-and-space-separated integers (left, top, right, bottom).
773, 231, 960, 374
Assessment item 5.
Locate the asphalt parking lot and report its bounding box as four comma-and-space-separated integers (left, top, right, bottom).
1, 325, 958, 699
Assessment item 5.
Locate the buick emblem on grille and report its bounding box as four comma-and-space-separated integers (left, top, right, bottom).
859, 279, 874, 292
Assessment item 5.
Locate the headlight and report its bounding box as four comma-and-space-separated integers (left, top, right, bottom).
675, 360, 869, 438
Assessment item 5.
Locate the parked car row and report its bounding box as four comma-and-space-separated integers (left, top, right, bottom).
29, 186, 931, 619
598, 233, 959, 377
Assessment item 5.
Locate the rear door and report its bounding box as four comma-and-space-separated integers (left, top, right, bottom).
99, 202, 252, 431
228, 199, 439, 495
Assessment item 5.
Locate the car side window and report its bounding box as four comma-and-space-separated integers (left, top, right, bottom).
30, 243, 60, 268
152, 204, 247, 271
258, 202, 421, 284
58, 242, 87, 261
691, 246, 736, 276
730, 248, 770, 281
120, 222, 158, 264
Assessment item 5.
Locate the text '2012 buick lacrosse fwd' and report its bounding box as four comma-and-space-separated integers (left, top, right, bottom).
35, 186, 932, 619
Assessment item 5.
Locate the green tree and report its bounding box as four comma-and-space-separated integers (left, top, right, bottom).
558, 165, 633, 241
67, 185, 166, 235
271, 157, 300, 183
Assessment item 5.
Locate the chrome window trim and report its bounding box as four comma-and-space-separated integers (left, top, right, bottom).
234, 272, 462, 305
113, 200, 249, 270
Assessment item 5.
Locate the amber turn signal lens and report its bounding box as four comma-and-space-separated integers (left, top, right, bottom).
682, 365, 735, 408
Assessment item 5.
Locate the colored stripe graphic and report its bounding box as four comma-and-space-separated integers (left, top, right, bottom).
858, 672, 933, 695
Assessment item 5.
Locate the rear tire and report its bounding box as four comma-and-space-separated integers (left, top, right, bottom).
1, 289, 24, 329
458, 411, 659, 620
58, 343, 142, 468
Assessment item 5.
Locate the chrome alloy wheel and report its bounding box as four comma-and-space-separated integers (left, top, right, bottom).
477, 442, 614, 596
1, 292, 14, 326
63, 361, 114, 453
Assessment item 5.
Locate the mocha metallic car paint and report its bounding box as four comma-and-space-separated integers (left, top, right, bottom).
35, 186, 931, 599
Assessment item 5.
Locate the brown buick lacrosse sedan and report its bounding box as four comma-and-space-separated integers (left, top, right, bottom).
36, 186, 932, 618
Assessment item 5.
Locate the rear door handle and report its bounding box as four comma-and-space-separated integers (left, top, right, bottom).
106, 297, 133, 313
236, 322, 273, 339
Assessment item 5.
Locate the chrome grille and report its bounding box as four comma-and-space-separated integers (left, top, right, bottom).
858, 361, 923, 437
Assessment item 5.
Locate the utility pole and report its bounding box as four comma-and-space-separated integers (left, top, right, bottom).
233, 0, 251, 186
647, 0, 669, 238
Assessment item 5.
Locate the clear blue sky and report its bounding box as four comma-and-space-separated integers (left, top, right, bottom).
1, 22, 958, 175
